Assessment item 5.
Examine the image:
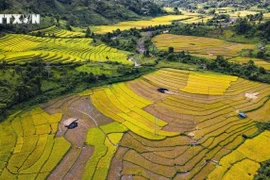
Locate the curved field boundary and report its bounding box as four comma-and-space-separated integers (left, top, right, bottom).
90, 83, 179, 140
0, 34, 131, 65
208, 131, 270, 180
0, 108, 71, 179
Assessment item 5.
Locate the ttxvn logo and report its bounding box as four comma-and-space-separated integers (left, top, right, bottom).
0, 14, 40, 24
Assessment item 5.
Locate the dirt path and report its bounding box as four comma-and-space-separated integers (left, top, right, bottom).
44, 96, 112, 180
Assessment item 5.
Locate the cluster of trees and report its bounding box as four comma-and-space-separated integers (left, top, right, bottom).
208, 56, 269, 83
170, 23, 211, 37
254, 152, 270, 180
0, 57, 45, 115
207, 14, 230, 25
0, 56, 154, 121
157, 50, 270, 83
234, 18, 270, 42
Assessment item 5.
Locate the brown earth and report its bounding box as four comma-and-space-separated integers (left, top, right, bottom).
42, 95, 112, 180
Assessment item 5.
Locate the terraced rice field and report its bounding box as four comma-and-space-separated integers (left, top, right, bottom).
0, 108, 70, 179
0, 34, 131, 65
228, 57, 270, 70
152, 34, 255, 58
93, 14, 211, 34
208, 131, 270, 180
31, 26, 85, 38
1, 68, 269, 179
264, 13, 270, 20
229, 10, 258, 17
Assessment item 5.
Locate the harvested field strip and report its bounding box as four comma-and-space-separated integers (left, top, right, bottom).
167, 96, 226, 109
121, 161, 170, 180
194, 107, 236, 122
127, 80, 167, 102
195, 118, 254, 140
172, 93, 225, 104
145, 103, 196, 124
155, 72, 189, 83
142, 75, 184, 90
123, 150, 176, 178
147, 72, 188, 86
129, 132, 191, 147
158, 101, 232, 116
162, 97, 228, 112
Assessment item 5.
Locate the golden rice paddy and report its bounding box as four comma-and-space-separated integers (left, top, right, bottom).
0, 34, 131, 64
92, 14, 211, 34
229, 57, 270, 70
1, 68, 269, 179
152, 34, 255, 58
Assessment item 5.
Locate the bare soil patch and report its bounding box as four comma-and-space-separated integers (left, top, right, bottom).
43, 95, 113, 180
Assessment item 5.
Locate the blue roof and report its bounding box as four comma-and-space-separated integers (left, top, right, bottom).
239, 113, 247, 118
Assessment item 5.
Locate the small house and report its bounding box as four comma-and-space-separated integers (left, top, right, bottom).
239, 113, 247, 118
64, 118, 78, 129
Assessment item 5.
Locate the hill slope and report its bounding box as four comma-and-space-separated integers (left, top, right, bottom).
158, 0, 269, 8
0, 0, 165, 26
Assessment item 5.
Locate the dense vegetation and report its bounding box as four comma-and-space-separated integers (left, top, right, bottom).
0, 0, 165, 33
158, 0, 269, 9
255, 159, 270, 180
0, 60, 154, 121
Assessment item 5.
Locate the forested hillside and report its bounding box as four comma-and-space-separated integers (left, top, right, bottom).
158, 0, 270, 8
0, 0, 165, 26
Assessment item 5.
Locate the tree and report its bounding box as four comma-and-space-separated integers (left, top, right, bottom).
174, 7, 180, 15
85, 27, 91, 38
234, 18, 251, 34
66, 22, 72, 31
258, 12, 263, 24
168, 47, 174, 53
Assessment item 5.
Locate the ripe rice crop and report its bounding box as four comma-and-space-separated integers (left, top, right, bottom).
152, 34, 255, 58
1, 68, 269, 179
228, 57, 270, 70
0, 107, 67, 178
40, 137, 71, 173
93, 14, 211, 34
222, 159, 259, 180
0, 34, 131, 65
208, 131, 270, 180
31, 26, 84, 38
90, 83, 179, 140
181, 72, 237, 95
